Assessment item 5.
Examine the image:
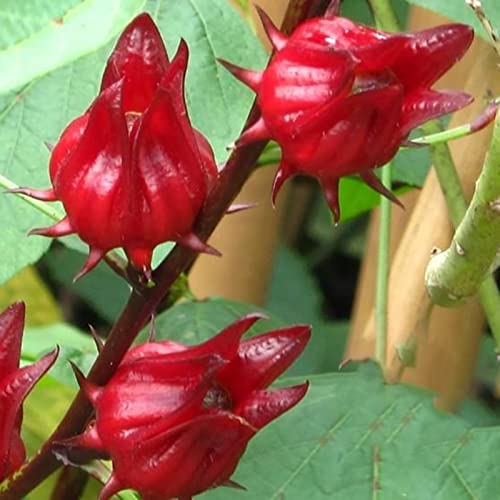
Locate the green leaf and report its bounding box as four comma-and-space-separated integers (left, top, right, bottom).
22, 322, 96, 388
266, 246, 349, 375
341, 0, 409, 26
306, 178, 380, 226
22, 376, 75, 455
0, 0, 146, 94
21, 376, 76, 500
392, 146, 431, 187
0, 0, 265, 283
201, 365, 500, 499
0, 266, 62, 326
404, 0, 499, 43
42, 246, 129, 322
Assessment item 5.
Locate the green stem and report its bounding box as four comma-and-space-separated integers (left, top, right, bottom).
368, 0, 400, 31
422, 121, 468, 226
368, 0, 397, 371
375, 164, 392, 369
424, 111, 500, 348
425, 115, 500, 346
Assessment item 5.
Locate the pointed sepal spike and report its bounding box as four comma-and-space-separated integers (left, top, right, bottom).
148, 314, 157, 342
98, 473, 123, 500
0, 302, 25, 373
192, 312, 268, 361
324, 0, 342, 17
394, 24, 473, 91
88, 324, 104, 353
29, 217, 74, 238
400, 89, 473, 136
177, 232, 222, 257
321, 178, 341, 224
5, 187, 58, 201
254, 6, 287, 50
69, 361, 101, 406
236, 382, 309, 429
226, 202, 258, 214
55, 422, 105, 451
1, 347, 59, 414
217, 59, 262, 92
125, 247, 153, 276
44, 141, 54, 152
218, 324, 311, 399
271, 161, 293, 207
236, 117, 270, 147
73, 248, 106, 283
360, 170, 404, 209
100, 12, 169, 112
223, 479, 247, 491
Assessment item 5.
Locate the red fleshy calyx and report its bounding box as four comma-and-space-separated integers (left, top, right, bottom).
14, 14, 218, 280
219, 8, 474, 222
66, 314, 311, 500
0, 303, 58, 481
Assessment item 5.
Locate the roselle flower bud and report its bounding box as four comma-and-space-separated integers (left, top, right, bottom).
13, 14, 218, 280
220, 8, 474, 221
0, 303, 58, 481
68, 314, 310, 500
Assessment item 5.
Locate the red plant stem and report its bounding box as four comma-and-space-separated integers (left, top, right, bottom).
0, 1, 328, 499
50, 467, 88, 500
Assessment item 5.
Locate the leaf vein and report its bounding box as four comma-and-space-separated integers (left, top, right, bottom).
270, 413, 351, 498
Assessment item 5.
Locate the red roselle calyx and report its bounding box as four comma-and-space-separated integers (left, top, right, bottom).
220, 8, 474, 221
66, 314, 311, 500
0, 303, 58, 482
13, 14, 218, 280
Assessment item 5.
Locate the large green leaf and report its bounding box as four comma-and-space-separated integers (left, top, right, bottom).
266, 246, 349, 375
42, 246, 129, 323
201, 365, 500, 499
404, 0, 499, 42
0, 0, 265, 283
0, 0, 146, 93
22, 322, 97, 388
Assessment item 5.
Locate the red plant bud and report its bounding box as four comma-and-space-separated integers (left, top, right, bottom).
220, 9, 474, 221
14, 14, 218, 280
0, 303, 58, 481
68, 314, 311, 500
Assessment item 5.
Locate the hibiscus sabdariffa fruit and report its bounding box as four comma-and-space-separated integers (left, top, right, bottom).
66, 314, 311, 500
0, 303, 58, 481
220, 8, 474, 221
13, 14, 218, 280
